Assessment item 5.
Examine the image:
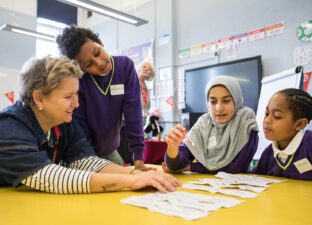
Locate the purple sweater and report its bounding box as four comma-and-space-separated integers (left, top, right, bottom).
74, 56, 144, 160
165, 130, 259, 174
255, 130, 312, 181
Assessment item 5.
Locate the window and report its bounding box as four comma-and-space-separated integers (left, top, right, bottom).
36, 17, 67, 58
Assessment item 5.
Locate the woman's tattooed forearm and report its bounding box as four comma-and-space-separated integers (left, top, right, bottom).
101, 183, 117, 192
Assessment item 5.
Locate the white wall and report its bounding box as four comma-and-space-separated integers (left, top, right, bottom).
0, 0, 36, 16
0, 0, 37, 110
175, 0, 312, 76
0, 67, 19, 110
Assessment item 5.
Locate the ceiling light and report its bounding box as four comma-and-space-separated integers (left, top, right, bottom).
37, 17, 67, 29
0, 24, 56, 42
57, 0, 148, 26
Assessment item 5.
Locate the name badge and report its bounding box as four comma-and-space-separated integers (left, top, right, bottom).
207, 136, 217, 148
294, 158, 312, 174
110, 84, 124, 95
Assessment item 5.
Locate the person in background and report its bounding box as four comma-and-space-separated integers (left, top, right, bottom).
0, 56, 180, 194
163, 75, 259, 174
255, 88, 312, 180
57, 25, 152, 170
138, 61, 155, 124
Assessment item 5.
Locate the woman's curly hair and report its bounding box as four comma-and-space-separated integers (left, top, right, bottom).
56, 25, 102, 59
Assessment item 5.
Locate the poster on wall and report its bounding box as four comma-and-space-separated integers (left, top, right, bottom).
158, 33, 170, 46
121, 41, 154, 70
232, 32, 248, 45
156, 80, 173, 98
248, 27, 265, 42
304, 71, 312, 93
226, 43, 236, 59
296, 20, 312, 42
0, 91, 14, 110
189, 44, 202, 56
156, 79, 175, 114
177, 69, 185, 110
293, 45, 312, 66
5, 91, 14, 104
159, 67, 173, 81
166, 95, 174, 109
217, 37, 232, 49
158, 96, 172, 113
265, 22, 284, 37
178, 48, 190, 58
202, 41, 217, 53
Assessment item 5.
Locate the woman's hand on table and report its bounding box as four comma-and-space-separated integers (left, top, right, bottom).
128, 170, 181, 193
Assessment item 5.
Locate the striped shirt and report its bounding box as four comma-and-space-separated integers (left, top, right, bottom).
21, 156, 110, 194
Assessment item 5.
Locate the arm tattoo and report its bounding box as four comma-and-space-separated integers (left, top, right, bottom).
101, 183, 117, 192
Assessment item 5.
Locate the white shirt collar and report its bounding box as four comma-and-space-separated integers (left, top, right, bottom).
47, 130, 51, 140
272, 130, 305, 162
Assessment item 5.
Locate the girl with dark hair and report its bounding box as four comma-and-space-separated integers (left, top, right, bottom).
256, 88, 312, 180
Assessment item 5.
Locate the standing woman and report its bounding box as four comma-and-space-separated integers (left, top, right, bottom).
57, 25, 151, 170
0, 56, 180, 193
138, 61, 155, 125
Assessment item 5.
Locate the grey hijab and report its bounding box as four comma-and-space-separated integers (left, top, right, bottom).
185, 75, 258, 171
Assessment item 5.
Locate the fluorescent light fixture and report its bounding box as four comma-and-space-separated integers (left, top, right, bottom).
235, 77, 250, 82
0, 24, 56, 42
57, 0, 148, 26
37, 17, 67, 29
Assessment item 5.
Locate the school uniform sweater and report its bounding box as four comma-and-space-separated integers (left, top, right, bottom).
255, 130, 312, 181
165, 130, 259, 174
74, 56, 144, 160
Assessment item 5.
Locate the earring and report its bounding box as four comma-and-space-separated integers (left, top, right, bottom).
38, 106, 43, 111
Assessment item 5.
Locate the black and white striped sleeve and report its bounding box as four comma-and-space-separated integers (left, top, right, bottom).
68, 156, 111, 172
21, 164, 92, 194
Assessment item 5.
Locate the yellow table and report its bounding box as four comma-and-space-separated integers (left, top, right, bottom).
0, 172, 311, 225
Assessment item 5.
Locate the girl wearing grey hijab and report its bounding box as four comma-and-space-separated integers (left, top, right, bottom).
164, 75, 259, 173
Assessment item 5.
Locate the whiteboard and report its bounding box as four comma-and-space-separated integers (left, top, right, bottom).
254, 66, 303, 159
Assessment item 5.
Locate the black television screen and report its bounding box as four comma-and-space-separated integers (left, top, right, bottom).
184, 56, 262, 113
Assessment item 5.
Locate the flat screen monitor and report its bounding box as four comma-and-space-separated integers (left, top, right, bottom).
184, 56, 262, 113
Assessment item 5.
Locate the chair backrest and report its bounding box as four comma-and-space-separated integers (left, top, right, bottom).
143, 140, 167, 165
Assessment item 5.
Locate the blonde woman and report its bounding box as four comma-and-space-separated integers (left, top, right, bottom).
138, 61, 155, 124
0, 56, 180, 193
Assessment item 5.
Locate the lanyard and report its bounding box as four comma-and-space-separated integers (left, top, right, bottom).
89, 57, 115, 96
52, 126, 60, 163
